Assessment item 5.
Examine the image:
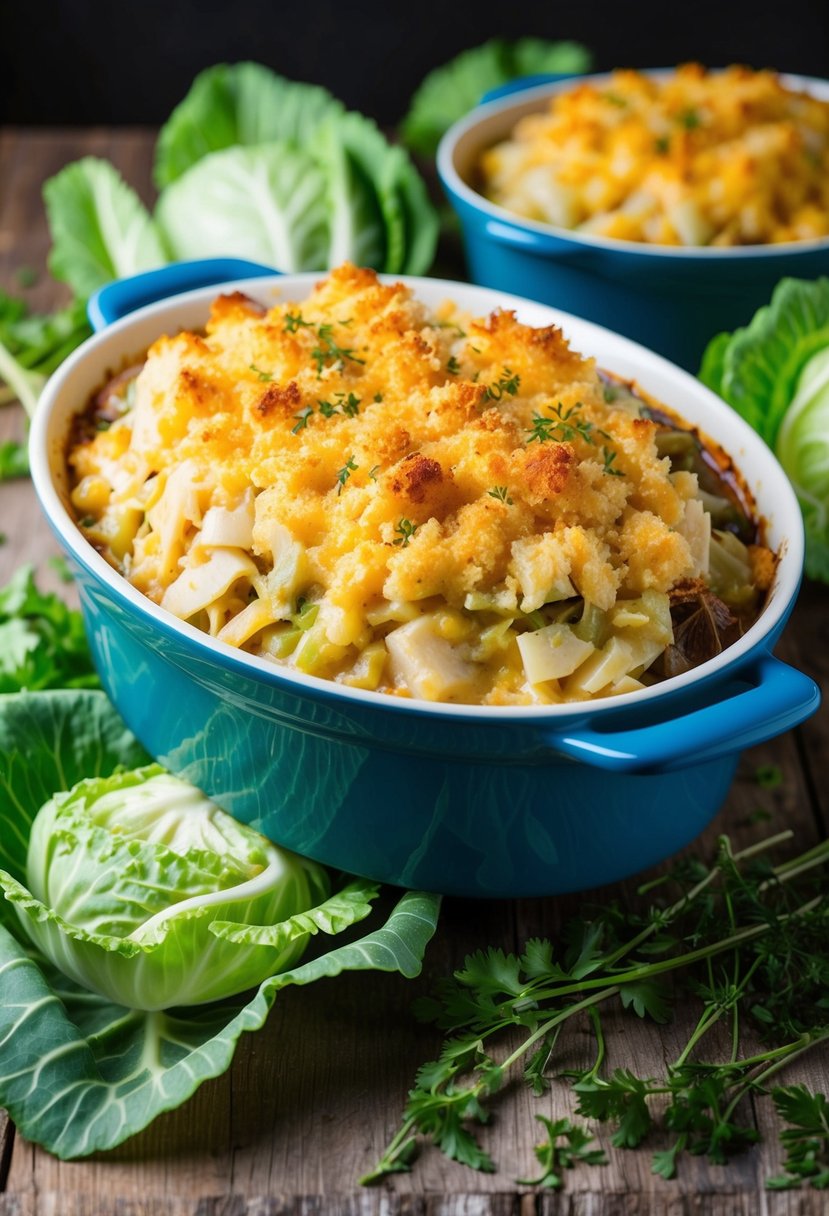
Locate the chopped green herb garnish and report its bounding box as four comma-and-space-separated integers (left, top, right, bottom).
291, 407, 313, 434
525, 401, 611, 448
342, 392, 361, 417
602, 446, 624, 476
603, 91, 628, 107
283, 312, 313, 333
654, 135, 670, 155
373, 392, 384, 403
318, 398, 339, 419
336, 456, 358, 495
249, 363, 274, 382
526, 413, 558, 444
311, 322, 366, 376
678, 108, 701, 130
487, 485, 513, 505
393, 518, 418, 547
369, 465, 381, 481
483, 367, 520, 401
446, 356, 461, 375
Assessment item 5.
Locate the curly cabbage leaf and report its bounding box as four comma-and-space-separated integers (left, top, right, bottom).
44, 157, 168, 298
699, 277, 829, 581
0, 689, 441, 1158
9, 764, 334, 1009
401, 38, 594, 156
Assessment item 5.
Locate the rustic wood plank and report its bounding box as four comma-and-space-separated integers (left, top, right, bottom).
4, 1193, 829, 1216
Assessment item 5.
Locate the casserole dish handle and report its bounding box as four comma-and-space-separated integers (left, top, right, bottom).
87, 258, 278, 332
480, 73, 584, 106
545, 655, 819, 774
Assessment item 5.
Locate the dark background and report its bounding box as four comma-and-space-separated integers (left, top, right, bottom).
2, 0, 828, 127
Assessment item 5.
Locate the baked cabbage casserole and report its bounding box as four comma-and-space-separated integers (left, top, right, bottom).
479, 64, 829, 246
68, 264, 774, 705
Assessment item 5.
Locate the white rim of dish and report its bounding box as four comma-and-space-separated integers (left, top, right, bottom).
437, 69, 829, 260
30, 272, 805, 723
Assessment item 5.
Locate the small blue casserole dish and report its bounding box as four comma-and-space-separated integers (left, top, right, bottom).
437, 71, 829, 370
29, 260, 819, 898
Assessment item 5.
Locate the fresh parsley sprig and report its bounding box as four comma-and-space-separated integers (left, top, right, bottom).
364, 830, 829, 1186
767, 1085, 829, 1190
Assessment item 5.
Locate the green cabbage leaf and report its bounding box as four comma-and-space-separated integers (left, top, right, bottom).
153, 61, 438, 274
699, 277, 829, 581
154, 61, 345, 188
401, 38, 594, 156
0, 689, 441, 1158
44, 157, 168, 298
156, 142, 332, 273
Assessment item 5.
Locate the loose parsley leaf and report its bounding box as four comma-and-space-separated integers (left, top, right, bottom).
0, 441, 29, 481
487, 485, 513, 505
0, 565, 99, 693
618, 978, 672, 1024
767, 1085, 829, 1190
516, 1116, 607, 1189
574, 1070, 653, 1148
249, 363, 274, 382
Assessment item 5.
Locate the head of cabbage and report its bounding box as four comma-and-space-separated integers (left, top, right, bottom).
14, 764, 330, 1010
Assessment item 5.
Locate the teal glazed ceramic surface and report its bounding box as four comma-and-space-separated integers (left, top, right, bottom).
437, 72, 829, 371
29, 261, 820, 898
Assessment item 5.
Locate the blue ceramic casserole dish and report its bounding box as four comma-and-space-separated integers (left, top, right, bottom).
437, 70, 829, 370
29, 260, 819, 898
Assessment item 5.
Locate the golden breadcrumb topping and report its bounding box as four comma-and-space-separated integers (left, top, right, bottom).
68, 264, 762, 704
480, 64, 829, 246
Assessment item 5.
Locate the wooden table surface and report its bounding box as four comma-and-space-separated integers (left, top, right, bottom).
0, 128, 827, 1216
